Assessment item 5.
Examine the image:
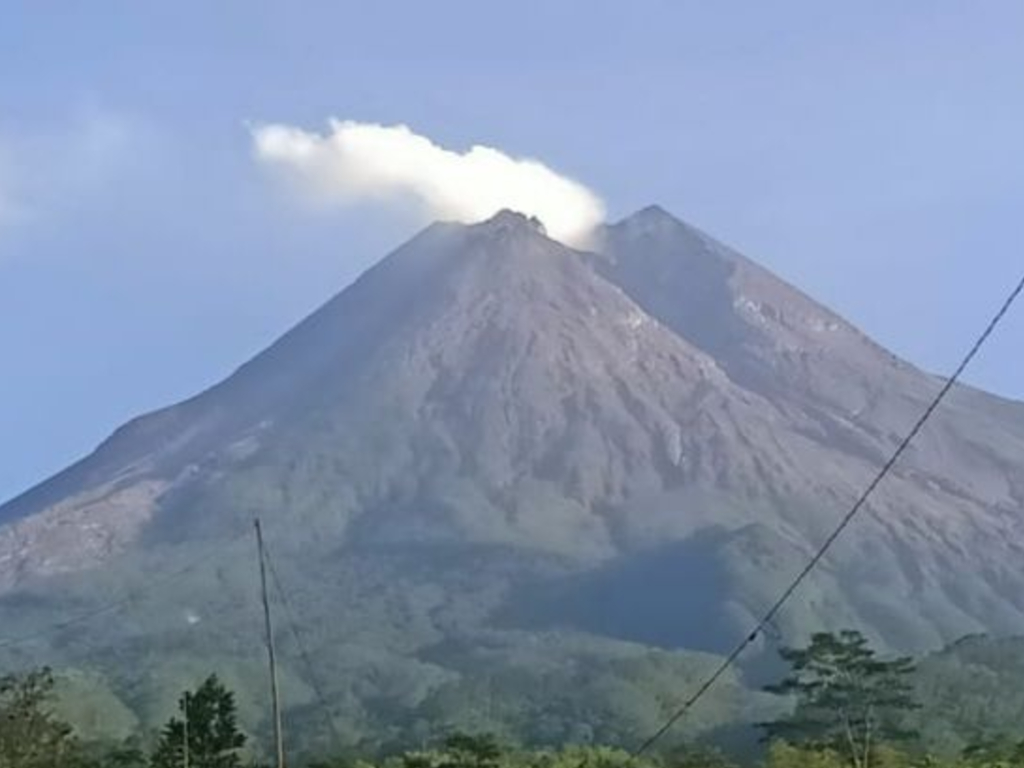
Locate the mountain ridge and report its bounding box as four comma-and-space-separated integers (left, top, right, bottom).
1, 205, 1022, 747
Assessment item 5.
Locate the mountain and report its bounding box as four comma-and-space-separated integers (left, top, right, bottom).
0, 207, 1022, 750
909, 634, 1024, 754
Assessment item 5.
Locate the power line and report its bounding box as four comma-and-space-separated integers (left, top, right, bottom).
0, 528, 253, 651
262, 534, 346, 752
632, 271, 1024, 758
0, 592, 136, 652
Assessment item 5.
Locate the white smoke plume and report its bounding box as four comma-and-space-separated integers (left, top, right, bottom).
251, 120, 605, 245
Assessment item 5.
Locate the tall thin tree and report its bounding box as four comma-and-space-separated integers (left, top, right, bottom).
760, 630, 919, 768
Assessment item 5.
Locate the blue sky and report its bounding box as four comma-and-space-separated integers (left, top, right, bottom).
1, 1, 1023, 503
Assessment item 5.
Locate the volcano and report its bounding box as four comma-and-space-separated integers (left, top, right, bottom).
1, 207, 1022, 748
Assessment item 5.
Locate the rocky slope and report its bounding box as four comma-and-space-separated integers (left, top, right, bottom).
0, 207, 1022, 746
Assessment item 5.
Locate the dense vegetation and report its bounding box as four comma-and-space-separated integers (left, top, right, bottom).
0, 536, 774, 752
5, 631, 1024, 768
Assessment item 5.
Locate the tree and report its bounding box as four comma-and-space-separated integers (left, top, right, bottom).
400, 733, 505, 768
764, 741, 847, 768
666, 743, 738, 768
960, 735, 1024, 767
77, 737, 148, 768
760, 630, 920, 768
151, 675, 246, 768
441, 733, 503, 768
536, 745, 641, 768
0, 667, 79, 768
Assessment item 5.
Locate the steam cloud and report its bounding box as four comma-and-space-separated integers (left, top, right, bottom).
251, 120, 605, 245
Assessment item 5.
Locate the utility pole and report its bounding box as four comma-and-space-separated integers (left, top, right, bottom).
182, 692, 190, 768
255, 518, 286, 768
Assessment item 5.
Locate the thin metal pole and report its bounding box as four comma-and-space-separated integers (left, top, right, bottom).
255, 518, 285, 768
182, 692, 190, 768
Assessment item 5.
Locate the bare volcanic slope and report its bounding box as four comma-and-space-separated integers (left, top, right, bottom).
574, 206, 1024, 649
1, 211, 800, 569
0, 208, 1022, 744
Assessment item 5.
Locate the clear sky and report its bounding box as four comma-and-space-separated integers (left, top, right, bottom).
1, 1, 1022, 504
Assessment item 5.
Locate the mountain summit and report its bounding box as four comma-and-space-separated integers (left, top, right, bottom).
1, 207, 1022, 744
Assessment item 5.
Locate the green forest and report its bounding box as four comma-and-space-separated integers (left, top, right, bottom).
7, 630, 1024, 768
